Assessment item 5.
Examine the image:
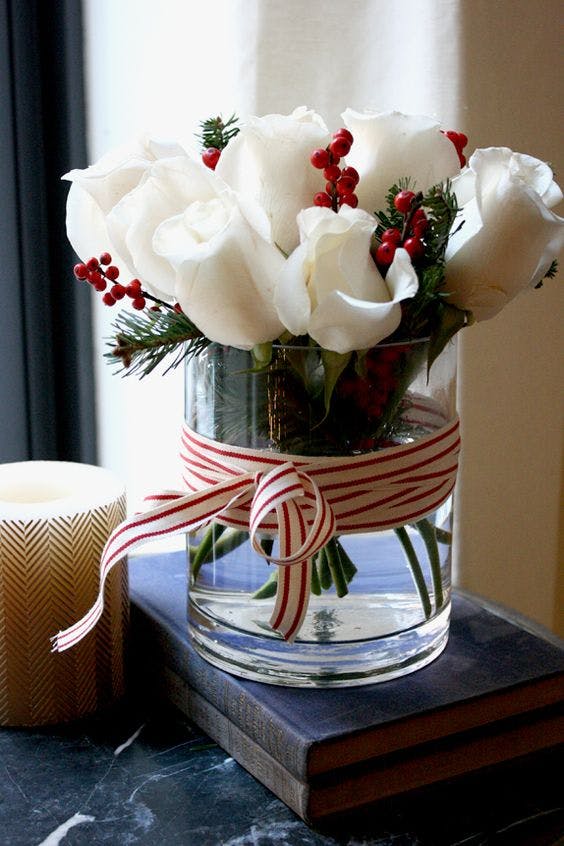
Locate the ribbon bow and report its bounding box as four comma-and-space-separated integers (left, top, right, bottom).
52, 402, 460, 652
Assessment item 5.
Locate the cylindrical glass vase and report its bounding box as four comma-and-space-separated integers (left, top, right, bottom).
185, 340, 458, 687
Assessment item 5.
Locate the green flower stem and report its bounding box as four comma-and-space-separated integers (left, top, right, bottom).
318, 547, 332, 590
394, 526, 432, 619
260, 536, 275, 557
334, 540, 358, 583
435, 527, 452, 545
310, 557, 322, 595
191, 523, 227, 580
415, 519, 444, 610
252, 568, 278, 599
191, 525, 251, 580
324, 539, 349, 598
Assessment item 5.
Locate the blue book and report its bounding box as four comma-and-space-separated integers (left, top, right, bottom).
129, 550, 564, 821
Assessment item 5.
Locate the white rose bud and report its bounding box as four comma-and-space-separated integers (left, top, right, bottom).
275, 206, 418, 354
444, 148, 564, 321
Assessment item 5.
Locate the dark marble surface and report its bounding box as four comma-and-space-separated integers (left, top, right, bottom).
1, 695, 563, 846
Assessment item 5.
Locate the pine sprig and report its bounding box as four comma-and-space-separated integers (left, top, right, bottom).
197, 114, 240, 151
106, 307, 210, 377
421, 180, 459, 262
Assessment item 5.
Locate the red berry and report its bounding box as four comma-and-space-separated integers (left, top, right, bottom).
310, 148, 330, 169
111, 284, 126, 300
202, 147, 221, 170
403, 237, 425, 260
173, 302, 183, 313
86, 257, 99, 271
393, 191, 416, 214
341, 166, 359, 185
102, 292, 116, 306
126, 279, 142, 297
329, 137, 351, 158
336, 176, 357, 196
334, 128, 353, 145
323, 164, 341, 182
93, 278, 107, 292
411, 208, 427, 224
381, 228, 402, 245
314, 192, 332, 207
73, 263, 87, 280
99, 252, 112, 265
413, 220, 429, 238
105, 265, 120, 281
339, 193, 358, 208
87, 269, 104, 285
132, 296, 146, 310
376, 242, 397, 265
325, 182, 336, 195
150, 305, 161, 312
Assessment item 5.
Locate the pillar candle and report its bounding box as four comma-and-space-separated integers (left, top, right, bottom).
0, 461, 127, 726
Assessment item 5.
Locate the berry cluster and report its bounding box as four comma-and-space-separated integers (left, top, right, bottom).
374, 190, 429, 270
442, 130, 468, 167
74, 254, 148, 309
310, 128, 359, 211
334, 344, 408, 449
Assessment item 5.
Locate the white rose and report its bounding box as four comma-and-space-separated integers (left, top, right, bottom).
274, 206, 418, 354
153, 190, 285, 350
62, 137, 186, 266
444, 148, 564, 321
341, 109, 460, 214
105, 155, 225, 299
216, 107, 330, 255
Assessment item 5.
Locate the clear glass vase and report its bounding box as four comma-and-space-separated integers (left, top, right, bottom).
185, 340, 458, 687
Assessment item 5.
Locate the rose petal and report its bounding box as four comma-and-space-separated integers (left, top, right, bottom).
342, 109, 460, 213
274, 243, 311, 337
216, 109, 330, 255
309, 291, 402, 354
108, 156, 224, 297
154, 199, 285, 349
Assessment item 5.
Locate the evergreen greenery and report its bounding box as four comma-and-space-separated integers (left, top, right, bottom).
197, 114, 240, 151
374, 178, 471, 366
106, 307, 210, 377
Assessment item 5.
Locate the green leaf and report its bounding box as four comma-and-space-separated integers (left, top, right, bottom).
251, 342, 273, 371
427, 302, 470, 375
354, 349, 369, 379
320, 349, 351, 419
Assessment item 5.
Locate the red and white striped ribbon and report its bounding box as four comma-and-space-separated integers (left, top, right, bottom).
52, 401, 460, 651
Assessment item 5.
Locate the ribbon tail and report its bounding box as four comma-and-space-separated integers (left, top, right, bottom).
270, 560, 312, 643
51, 475, 252, 653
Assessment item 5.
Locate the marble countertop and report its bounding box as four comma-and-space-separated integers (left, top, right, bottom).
1, 696, 562, 846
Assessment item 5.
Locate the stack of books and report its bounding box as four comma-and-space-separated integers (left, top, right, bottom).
129, 551, 564, 823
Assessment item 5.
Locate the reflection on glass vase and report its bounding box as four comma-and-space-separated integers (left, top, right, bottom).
185, 340, 459, 687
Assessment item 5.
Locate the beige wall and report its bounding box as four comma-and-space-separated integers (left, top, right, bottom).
454, 0, 563, 633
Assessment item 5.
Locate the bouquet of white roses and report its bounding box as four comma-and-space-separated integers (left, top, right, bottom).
57, 107, 563, 652
64, 107, 562, 374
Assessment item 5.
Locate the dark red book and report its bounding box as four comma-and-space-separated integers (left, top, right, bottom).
129, 550, 564, 821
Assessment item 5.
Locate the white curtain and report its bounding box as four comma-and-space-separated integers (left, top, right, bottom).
84, 0, 563, 632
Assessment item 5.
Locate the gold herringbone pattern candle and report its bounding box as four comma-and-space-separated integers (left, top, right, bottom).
0, 462, 127, 726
